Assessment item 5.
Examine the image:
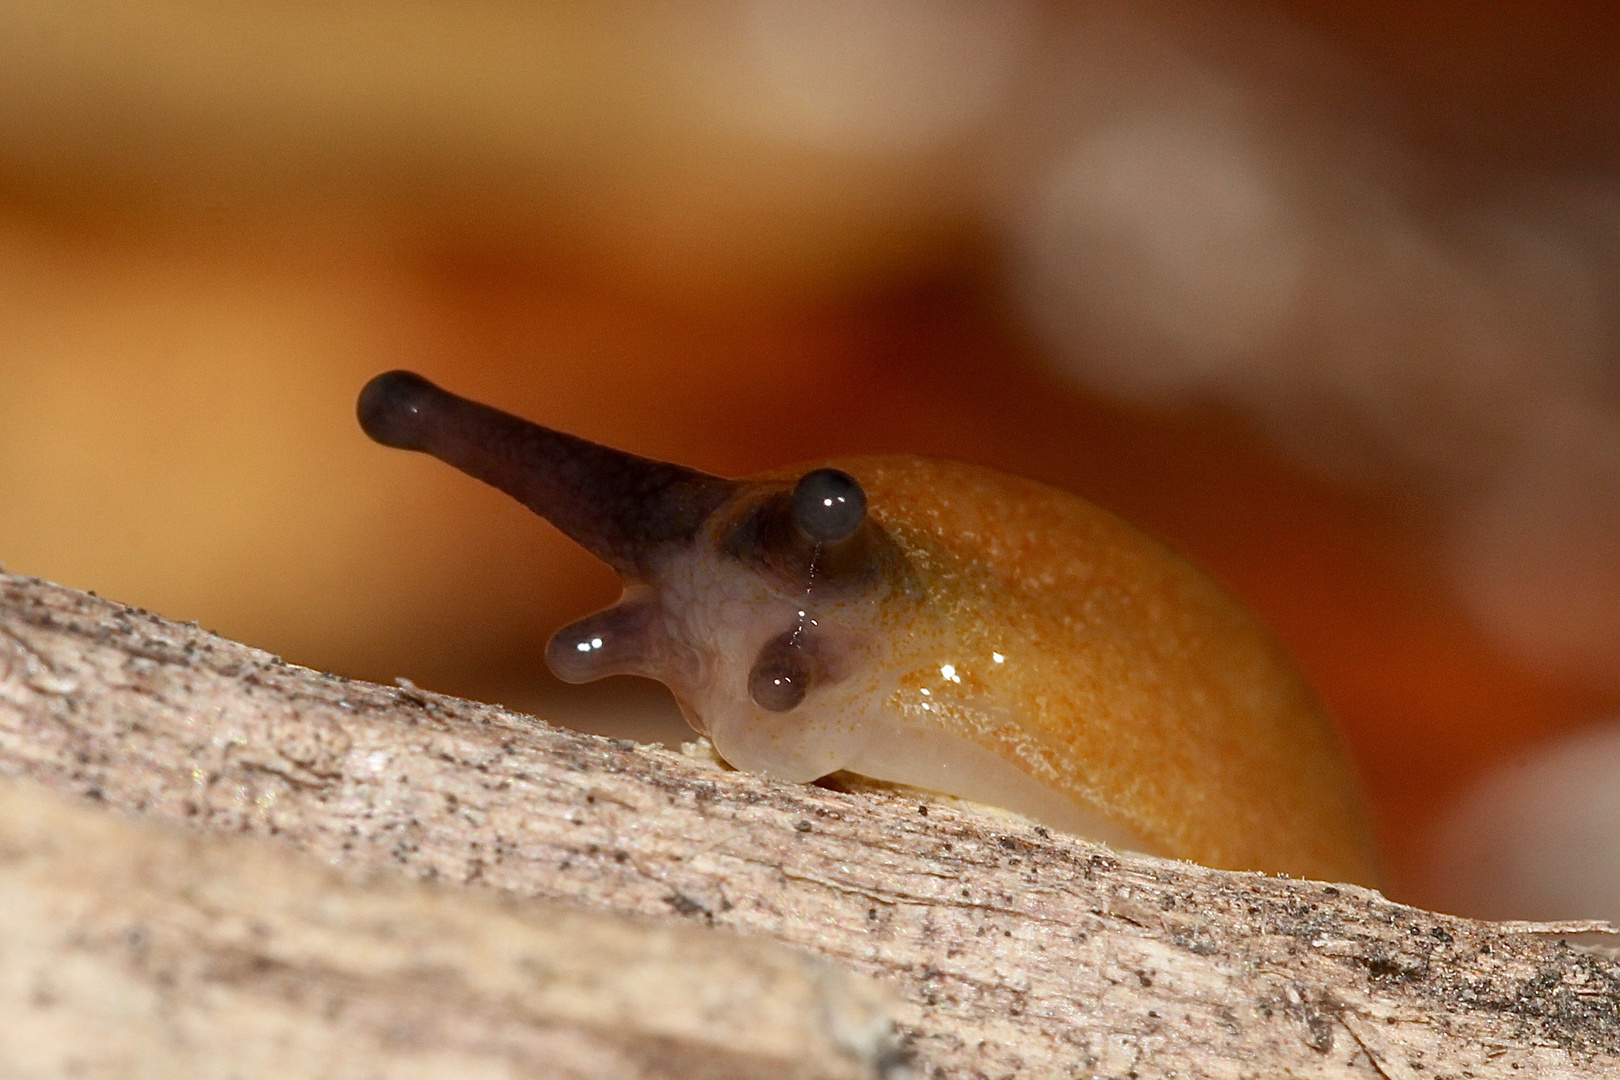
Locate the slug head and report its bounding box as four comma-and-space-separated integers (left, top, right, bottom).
358, 372, 911, 781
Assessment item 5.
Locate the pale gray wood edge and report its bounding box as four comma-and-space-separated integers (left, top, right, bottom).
0, 773, 901, 1080
1, 572, 1617, 1079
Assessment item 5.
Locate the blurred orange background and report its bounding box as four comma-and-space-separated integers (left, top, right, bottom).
2, 0, 1617, 911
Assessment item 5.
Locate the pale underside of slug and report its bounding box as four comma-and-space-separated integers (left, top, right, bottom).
358, 371, 1378, 886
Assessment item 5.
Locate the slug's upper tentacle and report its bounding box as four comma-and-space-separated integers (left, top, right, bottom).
356, 370, 737, 575
790, 468, 866, 544
718, 478, 902, 596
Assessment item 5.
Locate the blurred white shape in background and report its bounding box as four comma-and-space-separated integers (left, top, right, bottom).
1448, 398, 1620, 688
1423, 719, 1620, 921
999, 6, 1620, 694
1015, 112, 1308, 397
740, 0, 1033, 151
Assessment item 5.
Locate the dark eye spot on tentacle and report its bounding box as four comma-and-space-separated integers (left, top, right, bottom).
791, 469, 865, 544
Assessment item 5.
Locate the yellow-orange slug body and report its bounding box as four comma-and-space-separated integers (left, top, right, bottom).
821, 456, 1374, 884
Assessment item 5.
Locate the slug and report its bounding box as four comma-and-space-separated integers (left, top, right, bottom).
357, 370, 1377, 884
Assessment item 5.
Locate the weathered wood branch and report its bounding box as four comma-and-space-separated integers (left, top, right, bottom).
2, 571, 1618, 1078
0, 775, 897, 1079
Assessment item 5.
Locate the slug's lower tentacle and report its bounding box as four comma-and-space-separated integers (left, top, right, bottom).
749, 628, 815, 711
546, 599, 663, 683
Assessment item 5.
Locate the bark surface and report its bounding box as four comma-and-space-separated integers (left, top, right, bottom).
1, 571, 1617, 1079
0, 775, 897, 1079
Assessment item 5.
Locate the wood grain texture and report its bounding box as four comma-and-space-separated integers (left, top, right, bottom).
1, 571, 1618, 1078
0, 774, 899, 1080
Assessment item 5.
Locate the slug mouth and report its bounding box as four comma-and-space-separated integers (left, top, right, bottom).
356, 370, 739, 575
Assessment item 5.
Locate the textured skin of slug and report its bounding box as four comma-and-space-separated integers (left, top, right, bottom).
825, 455, 1375, 885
